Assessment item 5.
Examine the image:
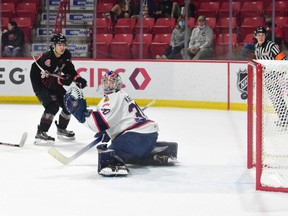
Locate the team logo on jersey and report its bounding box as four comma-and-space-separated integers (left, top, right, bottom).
104, 96, 109, 102
45, 59, 51, 67
236, 68, 248, 100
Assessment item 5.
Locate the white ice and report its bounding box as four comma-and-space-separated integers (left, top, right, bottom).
1, 104, 288, 216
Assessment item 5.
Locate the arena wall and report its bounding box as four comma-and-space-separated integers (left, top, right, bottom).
0, 59, 248, 111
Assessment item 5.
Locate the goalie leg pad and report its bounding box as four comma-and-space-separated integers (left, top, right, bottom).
98, 149, 129, 177
143, 141, 178, 166
152, 141, 178, 158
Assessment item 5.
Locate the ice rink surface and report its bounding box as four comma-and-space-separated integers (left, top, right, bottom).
1, 104, 288, 216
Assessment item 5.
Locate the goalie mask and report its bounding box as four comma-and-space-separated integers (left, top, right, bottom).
101, 71, 122, 95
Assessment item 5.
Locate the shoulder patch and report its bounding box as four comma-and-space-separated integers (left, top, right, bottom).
104, 96, 109, 102
45, 59, 51, 67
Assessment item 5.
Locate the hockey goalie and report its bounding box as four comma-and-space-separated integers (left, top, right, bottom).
64, 70, 178, 177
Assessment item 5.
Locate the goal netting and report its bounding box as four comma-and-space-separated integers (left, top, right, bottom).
247, 60, 288, 192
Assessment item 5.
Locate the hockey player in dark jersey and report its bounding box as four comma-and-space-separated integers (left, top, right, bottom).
254, 27, 288, 127
30, 33, 87, 145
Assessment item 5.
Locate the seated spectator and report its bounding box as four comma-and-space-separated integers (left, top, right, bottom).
156, 15, 188, 59
103, 0, 136, 25
171, 0, 196, 19
1, 21, 24, 57
154, 0, 173, 19
182, 15, 214, 60
133, 0, 156, 18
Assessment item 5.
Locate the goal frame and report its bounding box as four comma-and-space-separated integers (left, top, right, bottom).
247, 60, 288, 192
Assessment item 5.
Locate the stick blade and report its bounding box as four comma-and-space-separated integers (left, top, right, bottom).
48, 147, 70, 165
19, 132, 28, 147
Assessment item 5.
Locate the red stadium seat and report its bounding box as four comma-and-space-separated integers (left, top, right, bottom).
240, 1, 264, 23
114, 17, 137, 34
134, 17, 155, 34
16, 3, 37, 26
91, 18, 112, 34
131, 42, 150, 59
150, 34, 171, 58
239, 16, 264, 41
132, 33, 153, 59
265, 1, 288, 17
215, 33, 238, 59
1, 17, 9, 31
110, 34, 133, 59
97, 3, 114, 18
11, 17, 33, 42
95, 33, 113, 59
218, 1, 241, 18
197, 2, 220, 18
214, 17, 237, 35
152, 17, 176, 34
1, 3, 16, 19
134, 33, 153, 44
187, 17, 196, 29
275, 16, 288, 28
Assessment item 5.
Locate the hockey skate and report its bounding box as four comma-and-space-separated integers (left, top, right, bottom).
55, 121, 75, 141
97, 146, 129, 177
34, 126, 55, 146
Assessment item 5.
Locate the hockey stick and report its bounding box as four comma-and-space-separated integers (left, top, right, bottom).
32, 56, 65, 80
48, 135, 102, 165
0, 132, 28, 148
142, 99, 156, 111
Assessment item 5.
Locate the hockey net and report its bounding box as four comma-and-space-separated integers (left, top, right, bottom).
247, 60, 288, 192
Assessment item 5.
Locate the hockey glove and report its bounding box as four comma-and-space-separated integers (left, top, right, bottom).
64, 90, 90, 123
75, 77, 87, 89
59, 74, 73, 86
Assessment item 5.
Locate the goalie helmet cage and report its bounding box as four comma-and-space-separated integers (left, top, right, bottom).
247, 60, 288, 192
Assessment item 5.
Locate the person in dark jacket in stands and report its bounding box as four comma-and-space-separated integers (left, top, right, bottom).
1, 21, 25, 57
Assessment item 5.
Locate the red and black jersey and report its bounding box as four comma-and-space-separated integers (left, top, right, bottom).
30, 49, 78, 93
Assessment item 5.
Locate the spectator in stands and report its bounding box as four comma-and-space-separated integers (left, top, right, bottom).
156, 15, 187, 59
1, 21, 24, 57
133, 0, 156, 18
103, 0, 136, 25
171, 0, 196, 19
153, 0, 173, 19
182, 15, 214, 60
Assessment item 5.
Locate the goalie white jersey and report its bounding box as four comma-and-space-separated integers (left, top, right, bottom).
85, 90, 159, 140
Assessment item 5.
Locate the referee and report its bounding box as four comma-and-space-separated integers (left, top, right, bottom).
254, 27, 288, 127
254, 27, 287, 60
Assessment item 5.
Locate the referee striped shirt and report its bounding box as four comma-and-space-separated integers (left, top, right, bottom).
255, 40, 287, 60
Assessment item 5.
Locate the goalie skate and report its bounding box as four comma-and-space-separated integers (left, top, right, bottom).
99, 165, 129, 177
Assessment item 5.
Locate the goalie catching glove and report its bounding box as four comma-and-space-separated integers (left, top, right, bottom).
64, 87, 91, 123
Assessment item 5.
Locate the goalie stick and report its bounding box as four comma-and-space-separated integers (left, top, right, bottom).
0, 132, 28, 148
48, 135, 102, 165
48, 99, 157, 165
32, 56, 66, 80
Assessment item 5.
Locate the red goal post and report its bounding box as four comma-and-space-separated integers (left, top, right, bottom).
247, 60, 288, 192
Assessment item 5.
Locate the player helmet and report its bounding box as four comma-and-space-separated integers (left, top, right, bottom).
101, 71, 122, 95
254, 27, 267, 36
51, 33, 67, 45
